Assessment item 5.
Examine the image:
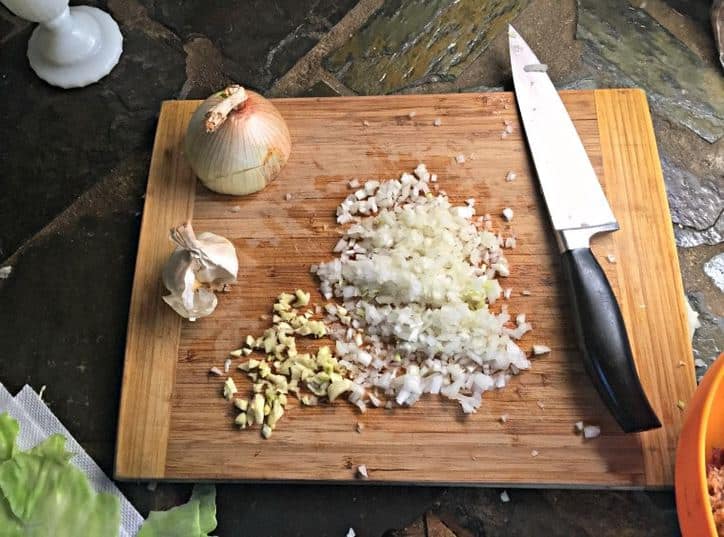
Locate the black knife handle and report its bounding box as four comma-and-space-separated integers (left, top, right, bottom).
561, 248, 661, 433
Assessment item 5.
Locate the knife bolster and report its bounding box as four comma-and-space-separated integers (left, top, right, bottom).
556, 223, 619, 253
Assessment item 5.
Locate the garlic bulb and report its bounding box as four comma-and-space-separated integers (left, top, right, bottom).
185, 85, 292, 196
162, 222, 238, 321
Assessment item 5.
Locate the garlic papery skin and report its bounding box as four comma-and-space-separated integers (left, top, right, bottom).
185, 85, 292, 196
163, 284, 218, 322
162, 222, 238, 321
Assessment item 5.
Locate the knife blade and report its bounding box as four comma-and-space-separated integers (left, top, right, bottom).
508, 25, 661, 433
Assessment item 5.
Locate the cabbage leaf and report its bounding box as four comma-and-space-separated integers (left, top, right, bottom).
137, 485, 217, 537
0, 413, 216, 537
0, 413, 18, 463
0, 415, 120, 537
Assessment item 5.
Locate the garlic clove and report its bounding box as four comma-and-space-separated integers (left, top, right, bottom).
180, 264, 198, 311
169, 223, 238, 288
163, 288, 218, 322
161, 222, 238, 321
195, 231, 238, 286
162, 249, 193, 300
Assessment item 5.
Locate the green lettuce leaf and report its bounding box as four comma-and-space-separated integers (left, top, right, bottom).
0, 413, 22, 537
0, 450, 120, 537
0, 490, 22, 537
0, 413, 218, 537
28, 433, 73, 463
192, 485, 216, 535
137, 485, 217, 537
0, 414, 119, 537
0, 414, 18, 463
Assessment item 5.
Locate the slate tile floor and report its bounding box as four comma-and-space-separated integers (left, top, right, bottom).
0, 0, 721, 535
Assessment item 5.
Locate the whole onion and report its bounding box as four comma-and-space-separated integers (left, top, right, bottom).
184, 85, 292, 196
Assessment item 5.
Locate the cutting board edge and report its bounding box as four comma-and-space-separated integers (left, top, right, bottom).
114, 101, 197, 480
593, 88, 696, 487
112, 475, 671, 491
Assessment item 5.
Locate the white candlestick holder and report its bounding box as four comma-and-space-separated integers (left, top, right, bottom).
1, 0, 122, 88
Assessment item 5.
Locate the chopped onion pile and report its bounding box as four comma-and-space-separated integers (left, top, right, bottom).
312, 164, 531, 414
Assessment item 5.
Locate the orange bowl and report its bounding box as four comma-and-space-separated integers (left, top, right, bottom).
676, 353, 724, 537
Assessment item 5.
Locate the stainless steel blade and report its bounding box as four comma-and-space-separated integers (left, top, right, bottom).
508, 25, 618, 233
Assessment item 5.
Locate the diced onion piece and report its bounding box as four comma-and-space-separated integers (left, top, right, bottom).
356, 465, 369, 479
532, 344, 551, 355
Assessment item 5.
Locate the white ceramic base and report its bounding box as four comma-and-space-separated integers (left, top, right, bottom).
27, 6, 122, 89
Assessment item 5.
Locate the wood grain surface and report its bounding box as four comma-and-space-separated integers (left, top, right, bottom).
115, 90, 695, 486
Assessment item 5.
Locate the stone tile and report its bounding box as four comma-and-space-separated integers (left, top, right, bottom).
0, 5, 29, 43
431, 512, 475, 537
0, 10, 186, 260
0, 15, 12, 41
430, 488, 679, 537
387, 515, 426, 536
107, 0, 180, 45
646, 113, 723, 247
138, 0, 357, 91
687, 289, 723, 372
425, 514, 458, 537
675, 216, 724, 248
662, 155, 723, 246
179, 36, 235, 99
324, 0, 528, 95
0, 156, 148, 471
636, 0, 718, 64
704, 252, 724, 291
269, 35, 319, 83
662, 0, 712, 26
269, 0, 387, 98
388, 0, 581, 95
577, 0, 724, 143
677, 243, 724, 369
214, 484, 440, 537
300, 80, 344, 98
491, 0, 581, 86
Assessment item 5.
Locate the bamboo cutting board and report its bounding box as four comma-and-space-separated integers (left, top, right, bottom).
115, 90, 695, 487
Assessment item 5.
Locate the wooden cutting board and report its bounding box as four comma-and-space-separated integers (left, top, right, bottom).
115, 90, 695, 487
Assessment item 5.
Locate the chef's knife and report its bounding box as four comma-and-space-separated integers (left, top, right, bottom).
508, 26, 661, 433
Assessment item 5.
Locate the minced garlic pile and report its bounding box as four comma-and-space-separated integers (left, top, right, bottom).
220, 290, 353, 438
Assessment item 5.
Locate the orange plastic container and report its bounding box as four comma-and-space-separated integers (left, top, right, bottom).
676, 353, 724, 537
